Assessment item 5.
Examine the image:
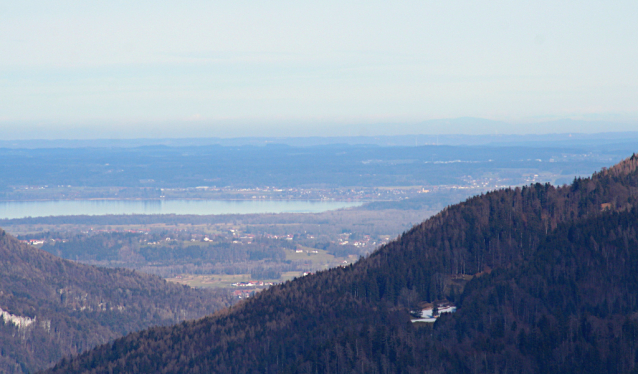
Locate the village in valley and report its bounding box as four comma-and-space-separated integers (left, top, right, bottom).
12, 210, 404, 299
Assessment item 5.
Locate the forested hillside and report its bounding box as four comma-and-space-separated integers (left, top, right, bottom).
0, 232, 231, 373
46, 154, 638, 374
432, 208, 638, 373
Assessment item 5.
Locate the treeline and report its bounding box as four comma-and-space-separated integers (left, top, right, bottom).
251, 267, 282, 280
354, 155, 638, 306
38, 232, 295, 279
41, 232, 288, 265
45, 155, 638, 373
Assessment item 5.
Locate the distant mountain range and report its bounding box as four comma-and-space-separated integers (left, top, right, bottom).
0, 231, 230, 373
44, 154, 638, 373
1, 126, 638, 148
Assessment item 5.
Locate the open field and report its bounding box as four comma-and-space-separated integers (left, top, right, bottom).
166, 271, 305, 289
158, 245, 357, 289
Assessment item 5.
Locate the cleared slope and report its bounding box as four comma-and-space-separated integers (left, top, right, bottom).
0, 231, 230, 373
46, 155, 638, 373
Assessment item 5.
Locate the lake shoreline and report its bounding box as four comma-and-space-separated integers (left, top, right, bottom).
0, 199, 363, 220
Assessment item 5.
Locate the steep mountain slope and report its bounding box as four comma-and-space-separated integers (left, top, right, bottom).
431, 208, 638, 373
0, 231, 230, 373
46, 154, 638, 373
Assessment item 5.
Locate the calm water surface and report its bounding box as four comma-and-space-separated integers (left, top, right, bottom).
0, 200, 362, 219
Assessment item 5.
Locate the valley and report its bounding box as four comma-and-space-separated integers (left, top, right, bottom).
0, 142, 636, 373
44, 154, 638, 374
6, 206, 434, 292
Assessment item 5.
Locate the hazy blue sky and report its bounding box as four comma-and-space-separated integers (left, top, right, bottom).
1, 1, 637, 138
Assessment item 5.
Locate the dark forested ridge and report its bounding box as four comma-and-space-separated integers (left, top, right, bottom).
431, 208, 638, 373
0, 232, 231, 373
46, 154, 638, 374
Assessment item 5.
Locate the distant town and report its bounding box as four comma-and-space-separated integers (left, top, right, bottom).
4, 178, 528, 202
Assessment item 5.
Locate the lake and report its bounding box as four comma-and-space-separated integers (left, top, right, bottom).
0, 200, 362, 219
